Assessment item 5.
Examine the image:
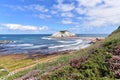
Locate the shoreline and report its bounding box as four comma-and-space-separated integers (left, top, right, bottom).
0, 37, 104, 56
0, 50, 77, 59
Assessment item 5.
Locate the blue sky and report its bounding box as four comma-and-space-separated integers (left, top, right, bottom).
0, 0, 119, 34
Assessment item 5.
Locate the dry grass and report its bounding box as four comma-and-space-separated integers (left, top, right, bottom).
0, 53, 60, 73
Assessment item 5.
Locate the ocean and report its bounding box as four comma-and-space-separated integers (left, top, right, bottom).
0, 34, 108, 54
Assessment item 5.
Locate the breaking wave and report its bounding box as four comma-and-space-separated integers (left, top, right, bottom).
5, 44, 33, 47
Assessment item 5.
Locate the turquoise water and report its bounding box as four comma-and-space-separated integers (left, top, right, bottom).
0, 34, 108, 54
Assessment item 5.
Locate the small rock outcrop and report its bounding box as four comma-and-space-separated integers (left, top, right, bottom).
0, 40, 10, 44
50, 30, 76, 38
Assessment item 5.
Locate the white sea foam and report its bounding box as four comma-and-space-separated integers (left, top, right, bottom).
75, 39, 83, 42
57, 40, 74, 43
5, 44, 33, 47
57, 44, 90, 51
11, 40, 17, 43
72, 40, 83, 45
81, 44, 90, 49
49, 39, 83, 49
2, 37, 7, 38
41, 37, 52, 40
24, 45, 47, 49
63, 40, 83, 47
49, 45, 65, 48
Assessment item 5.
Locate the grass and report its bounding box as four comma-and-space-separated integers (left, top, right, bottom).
46, 46, 114, 80
0, 54, 58, 79
44, 27, 120, 80
0, 54, 35, 72
6, 49, 90, 80
0, 66, 9, 77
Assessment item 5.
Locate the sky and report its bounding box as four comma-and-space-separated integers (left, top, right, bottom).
0, 0, 120, 34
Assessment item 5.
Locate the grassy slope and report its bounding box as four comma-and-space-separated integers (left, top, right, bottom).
0, 54, 35, 72
46, 27, 120, 80
6, 50, 88, 80
2, 26, 120, 80
0, 54, 60, 79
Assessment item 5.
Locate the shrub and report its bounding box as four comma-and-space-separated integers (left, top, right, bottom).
69, 56, 87, 69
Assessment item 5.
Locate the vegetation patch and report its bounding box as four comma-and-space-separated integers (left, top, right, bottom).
0, 66, 9, 78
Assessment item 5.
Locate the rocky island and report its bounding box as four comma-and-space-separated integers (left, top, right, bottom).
50, 30, 77, 38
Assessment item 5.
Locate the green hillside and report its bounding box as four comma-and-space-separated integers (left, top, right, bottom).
44, 27, 120, 80
6, 26, 120, 80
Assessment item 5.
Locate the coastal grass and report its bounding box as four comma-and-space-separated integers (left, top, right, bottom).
43, 27, 120, 80
0, 54, 57, 71
6, 49, 89, 80
0, 54, 35, 72
47, 46, 114, 80
0, 54, 59, 78
0, 66, 9, 78
6, 41, 103, 80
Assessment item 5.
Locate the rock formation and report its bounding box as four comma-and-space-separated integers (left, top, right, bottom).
0, 40, 10, 44
50, 30, 76, 38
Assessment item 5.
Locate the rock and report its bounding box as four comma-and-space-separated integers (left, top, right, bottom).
88, 38, 102, 44
50, 30, 77, 38
96, 38, 101, 41
0, 40, 10, 44
89, 41, 96, 44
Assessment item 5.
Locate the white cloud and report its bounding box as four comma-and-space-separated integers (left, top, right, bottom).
77, 0, 102, 7
53, 1, 75, 12
75, 8, 87, 15
61, 18, 74, 24
85, 7, 120, 27
51, 10, 58, 14
75, 0, 120, 27
57, 0, 64, 4
103, 0, 120, 7
2, 0, 120, 29
4, 4, 48, 12
1, 24, 49, 31
5, 5, 25, 11
4, 4, 51, 19
69, 26, 80, 31
35, 14, 51, 19
61, 12, 74, 17
25, 4, 49, 12
39, 26, 49, 30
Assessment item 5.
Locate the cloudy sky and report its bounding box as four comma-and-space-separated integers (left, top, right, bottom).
0, 0, 119, 34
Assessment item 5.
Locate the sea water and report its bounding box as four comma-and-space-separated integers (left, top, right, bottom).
0, 34, 108, 54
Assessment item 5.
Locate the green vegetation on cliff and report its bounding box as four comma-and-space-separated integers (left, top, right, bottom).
45, 26, 120, 80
